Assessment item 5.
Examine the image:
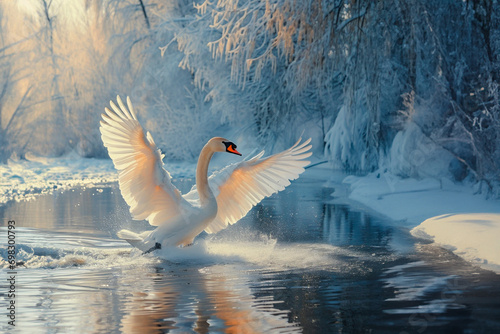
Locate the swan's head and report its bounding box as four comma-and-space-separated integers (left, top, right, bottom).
208, 137, 242, 156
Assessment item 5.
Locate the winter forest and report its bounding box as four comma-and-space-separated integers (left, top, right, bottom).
1, 0, 499, 193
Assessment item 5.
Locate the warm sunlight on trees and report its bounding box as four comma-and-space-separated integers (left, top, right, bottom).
0, 0, 499, 192
0, 0, 155, 159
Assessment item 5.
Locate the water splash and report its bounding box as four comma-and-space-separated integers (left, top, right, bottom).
155, 232, 372, 273
1, 227, 372, 274
0, 245, 159, 270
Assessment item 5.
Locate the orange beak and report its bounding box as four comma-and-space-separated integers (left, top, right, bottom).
227, 145, 242, 156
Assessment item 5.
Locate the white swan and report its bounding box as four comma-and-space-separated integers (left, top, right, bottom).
100, 96, 312, 252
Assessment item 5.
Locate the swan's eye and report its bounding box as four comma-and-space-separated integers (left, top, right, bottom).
223, 141, 241, 156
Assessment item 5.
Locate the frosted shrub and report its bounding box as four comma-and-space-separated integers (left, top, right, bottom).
173, 0, 348, 150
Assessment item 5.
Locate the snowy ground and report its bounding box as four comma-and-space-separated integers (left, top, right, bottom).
0, 152, 116, 204
0, 152, 196, 204
336, 171, 500, 273
412, 214, 500, 274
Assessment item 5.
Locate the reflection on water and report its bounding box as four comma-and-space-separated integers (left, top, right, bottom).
118, 264, 302, 334
1, 178, 500, 333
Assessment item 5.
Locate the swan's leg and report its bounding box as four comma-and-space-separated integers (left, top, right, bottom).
143, 242, 162, 254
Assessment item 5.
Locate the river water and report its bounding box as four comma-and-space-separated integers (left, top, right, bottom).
1, 177, 500, 333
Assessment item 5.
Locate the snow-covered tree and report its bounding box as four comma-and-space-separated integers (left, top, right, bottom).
0, 0, 499, 193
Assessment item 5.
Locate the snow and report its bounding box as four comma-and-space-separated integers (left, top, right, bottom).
0, 151, 196, 204
0, 152, 116, 204
411, 214, 500, 273
390, 122, 455, 179
337, 171, 500, 273
340, 172, 500, 227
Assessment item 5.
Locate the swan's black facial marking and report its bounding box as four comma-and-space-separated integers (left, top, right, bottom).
222, 141, 242, 156
222, 141, 233, 150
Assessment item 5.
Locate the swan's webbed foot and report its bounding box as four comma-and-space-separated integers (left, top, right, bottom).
180, 243, 193, 248
143, 242, 162, 254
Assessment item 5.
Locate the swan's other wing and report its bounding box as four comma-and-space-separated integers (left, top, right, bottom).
100, 96, 187, 226
205, 138, 312, 234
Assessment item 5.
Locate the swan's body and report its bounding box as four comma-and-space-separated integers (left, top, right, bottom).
100, 96, 312, 252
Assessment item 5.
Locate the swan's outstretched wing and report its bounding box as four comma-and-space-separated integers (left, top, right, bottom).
204, 138, 312, 233
100, 96, 187, 226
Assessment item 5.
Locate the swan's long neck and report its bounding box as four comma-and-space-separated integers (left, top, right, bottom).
196, 144, 215, 205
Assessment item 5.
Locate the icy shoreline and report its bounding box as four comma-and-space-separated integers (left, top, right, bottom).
0, 153, 117, 204
411, 214, 500, 274
338, 171, 500, 273
0, 152, 197, 204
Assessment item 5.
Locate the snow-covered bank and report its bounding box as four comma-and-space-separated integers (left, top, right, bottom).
0, 152, 197, 204
338, 171, 500, 273
0, 152, 117, 204
340, 172, 500, 227
411, 214, 500, 273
